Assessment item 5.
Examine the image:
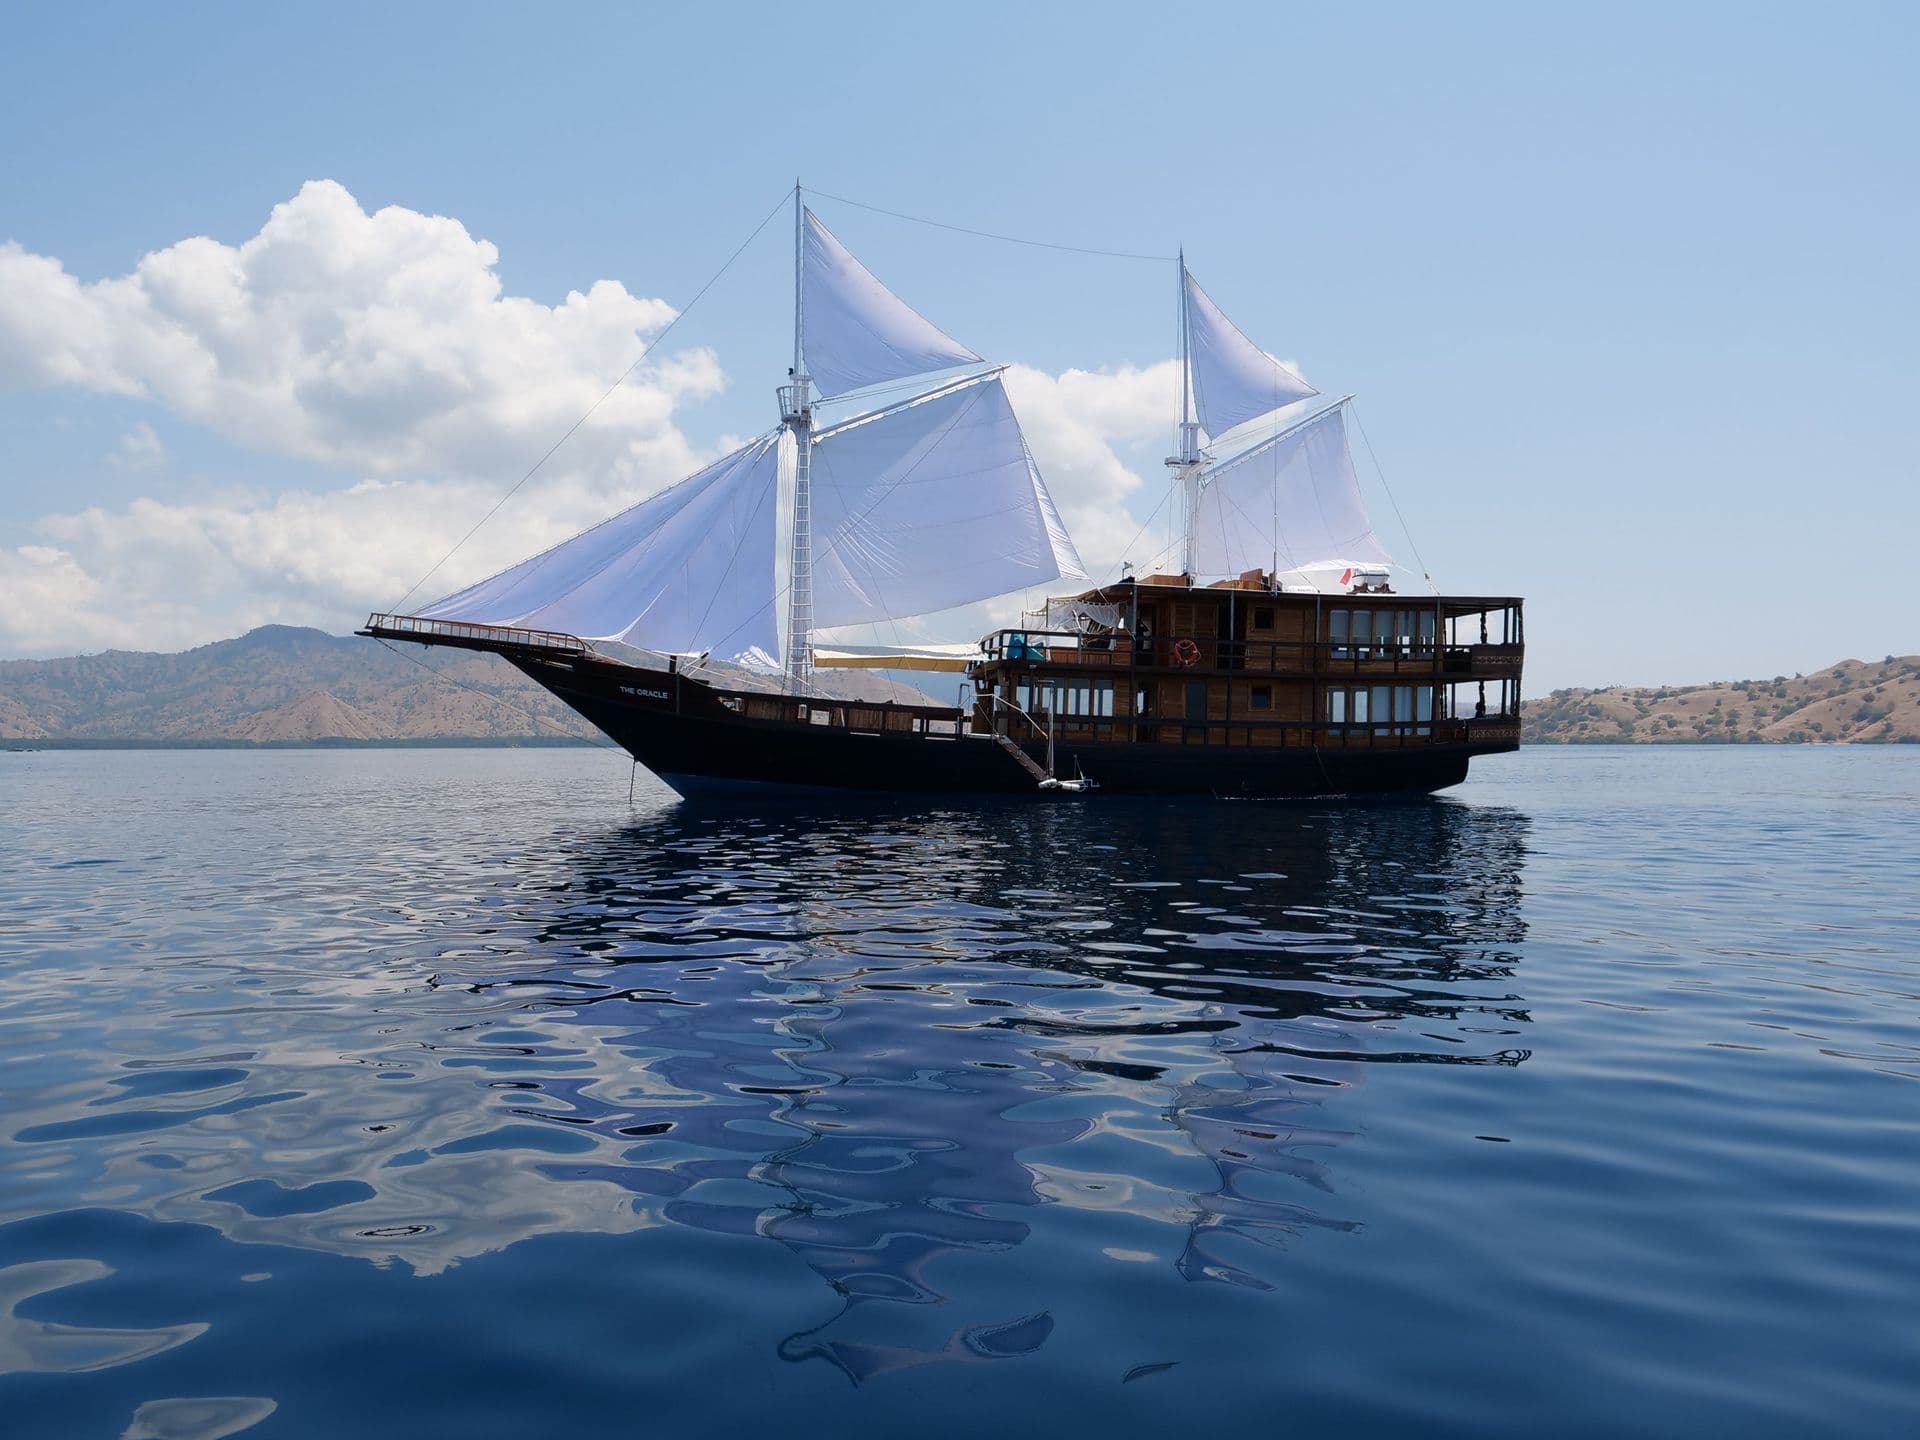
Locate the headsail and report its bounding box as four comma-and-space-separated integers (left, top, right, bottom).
801, 208, 981, 398
1184, 267, 1318, 438
1189, 403, 1389, 578
810, 373, 1085, 627
416, 434, 783, 662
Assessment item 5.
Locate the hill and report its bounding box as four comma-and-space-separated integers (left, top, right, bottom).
0, 626, 942, 746
1524, 655, 1920, 744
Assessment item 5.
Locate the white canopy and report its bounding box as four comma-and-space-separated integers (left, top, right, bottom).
1044, 597, 1122, 631
417, 435, 782, 662
1185, 267, 1318, 439
1190, 403, 1391, 578
809, 373, 1086, 628
811, 642, 978, 673
801, 209, 981, 399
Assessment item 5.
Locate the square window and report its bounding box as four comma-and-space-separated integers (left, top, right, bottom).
1253, 606, 1275, 630
1251, 685, 1272, 711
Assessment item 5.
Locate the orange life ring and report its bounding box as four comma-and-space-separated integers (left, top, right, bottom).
1172, 637, 1200, 667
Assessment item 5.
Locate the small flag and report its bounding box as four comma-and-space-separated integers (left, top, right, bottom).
1339, 567, 1352, 586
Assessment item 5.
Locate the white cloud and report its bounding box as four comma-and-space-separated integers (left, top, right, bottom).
1003, 360, 1172, 575
0, 179, 720, 494
0, 181, 1184, 657
108, 421, 166, 470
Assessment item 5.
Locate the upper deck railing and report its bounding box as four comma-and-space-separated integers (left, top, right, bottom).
977, 629, 1523, 678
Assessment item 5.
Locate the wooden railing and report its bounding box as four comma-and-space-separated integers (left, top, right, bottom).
979, 629, 1523, 679
362, 612, 593, 655
708, 686, 966, 738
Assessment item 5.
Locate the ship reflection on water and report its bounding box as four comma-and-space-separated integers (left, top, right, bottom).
497, 797, 1532, 1381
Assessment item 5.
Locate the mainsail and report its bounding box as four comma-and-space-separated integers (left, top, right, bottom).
811, 373, 1083, 628
1172, 259, 1388, 581
1189, 402, 1390, 577
416, 194, 1081, 676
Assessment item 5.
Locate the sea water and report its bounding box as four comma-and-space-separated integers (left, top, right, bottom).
2, 746, 1916, 1438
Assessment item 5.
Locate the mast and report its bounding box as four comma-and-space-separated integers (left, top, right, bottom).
1167, 251, 1204, 578
782, 181, 815, 692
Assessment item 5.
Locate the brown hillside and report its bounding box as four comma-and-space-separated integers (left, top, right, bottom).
224, 690, 383, 742
1525, 655, 1920, 744
0, 625, 944, 744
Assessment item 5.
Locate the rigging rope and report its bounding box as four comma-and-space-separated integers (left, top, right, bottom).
1111, 479, 1180, 583
388, 186, 793, 614
1349, 402, 1438, 594
369, 637, 627, 754
807, 187, 1173, 263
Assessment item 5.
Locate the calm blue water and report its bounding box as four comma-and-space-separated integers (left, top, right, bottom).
2, 747, 1917, 1438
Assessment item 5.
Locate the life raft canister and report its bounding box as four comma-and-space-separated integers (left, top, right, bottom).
1172, 637, 1201, 667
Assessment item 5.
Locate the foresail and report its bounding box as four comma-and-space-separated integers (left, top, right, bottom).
801, 209, 981, 399
809, 373, 1085, 628
417, 434, 783, 662
1185, 268, 1318, 438
1191, 404, 1390, 577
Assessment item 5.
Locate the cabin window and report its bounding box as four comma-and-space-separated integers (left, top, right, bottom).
1185, 681, 1208, 721
1326, 683, 1436, 734
1250, 685, 1272, 711
1057, 678, 1114, 718
1252, 606, 1275, 631
1330, 608, 1439, 659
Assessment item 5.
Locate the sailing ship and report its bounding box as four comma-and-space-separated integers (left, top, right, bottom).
362, 191, 1523, 797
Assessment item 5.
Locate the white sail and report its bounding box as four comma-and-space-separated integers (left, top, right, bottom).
1190, 404, 1390, 577
1185, 268, 1318, 438
417, 434, 783, 661
809, 373, 1085, 627
801, 208, 981, 398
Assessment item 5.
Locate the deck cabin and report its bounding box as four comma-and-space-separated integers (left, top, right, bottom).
968, 572, 1523, 756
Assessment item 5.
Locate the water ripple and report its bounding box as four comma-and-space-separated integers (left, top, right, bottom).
2, 747, 1917, 1436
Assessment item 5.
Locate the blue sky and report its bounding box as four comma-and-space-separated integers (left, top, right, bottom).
1, 1, 1914, 691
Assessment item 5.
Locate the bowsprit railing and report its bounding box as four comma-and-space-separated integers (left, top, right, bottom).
360, 613, 594, 655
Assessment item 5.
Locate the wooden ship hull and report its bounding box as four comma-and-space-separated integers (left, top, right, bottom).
364, 574, 1523, 801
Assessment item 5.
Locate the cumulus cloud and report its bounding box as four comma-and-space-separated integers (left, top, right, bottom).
1003, 360, 1175, 576
0, 179, 720, 493
0, 181, 1178, 657
108, 421, 166, 470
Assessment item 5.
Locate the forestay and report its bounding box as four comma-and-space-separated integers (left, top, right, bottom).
801, 209, 981, 398
1190, 404, 1391, 577
1185, 268, 1318, 438
417, 435, 783, 662
809, 373, 1086, 628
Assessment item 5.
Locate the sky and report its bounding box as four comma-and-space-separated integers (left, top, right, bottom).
1, 1, 1914, 693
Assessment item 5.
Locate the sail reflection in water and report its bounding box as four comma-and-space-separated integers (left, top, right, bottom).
2, 788, 1529, 1384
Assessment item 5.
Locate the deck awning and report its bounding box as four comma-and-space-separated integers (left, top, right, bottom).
811, 642, 978, 673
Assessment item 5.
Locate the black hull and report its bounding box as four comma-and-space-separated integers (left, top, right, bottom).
516, 656, 1493, 801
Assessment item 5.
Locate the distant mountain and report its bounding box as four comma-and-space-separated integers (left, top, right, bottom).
0, 626, 942, 746
1525, 655, 1920, 744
